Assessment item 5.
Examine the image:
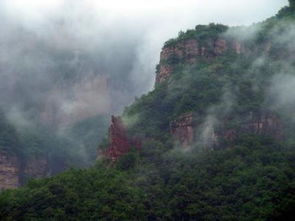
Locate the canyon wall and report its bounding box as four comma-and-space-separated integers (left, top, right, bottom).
170, 112, 196, 147
156, 38, 244, 84
170, 112, 284, 148
0, 153, 19, 190
0, 153, 51, 190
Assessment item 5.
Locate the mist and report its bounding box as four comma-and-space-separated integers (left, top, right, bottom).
0, 0, 287, 126
0, 0, 289, 166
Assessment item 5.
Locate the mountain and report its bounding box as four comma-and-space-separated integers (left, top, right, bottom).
1, 1, 295, 220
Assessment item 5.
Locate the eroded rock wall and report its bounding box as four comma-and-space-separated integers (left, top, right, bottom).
170, 111, 284, 148
104, 116, 140, 161
170, 112, 195, 147
0, 153, 19, 190
156, 38, 244, 84
0, 153, 52, 190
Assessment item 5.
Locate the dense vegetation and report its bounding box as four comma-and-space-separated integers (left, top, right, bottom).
0, 137, 294, 220
164, 23, 228, 48
1, 1, 295, 220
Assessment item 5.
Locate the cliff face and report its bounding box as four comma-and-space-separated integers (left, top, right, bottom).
170, 112, 195, 147
0, 152, 51, 190
156, 38, 243, 84
104, 116, 140, 161
171, 112, 284, 148
0, 153, 19, 190
239, 112, 283, 140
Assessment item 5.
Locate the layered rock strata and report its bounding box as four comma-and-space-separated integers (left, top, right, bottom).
170, 112, 283, 148
156, 38, 244, 84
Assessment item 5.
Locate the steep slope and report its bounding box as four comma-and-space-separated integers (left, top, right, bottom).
1, 1, 295, 220
119, 6, 295, 152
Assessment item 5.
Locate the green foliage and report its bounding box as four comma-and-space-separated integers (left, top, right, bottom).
1, 137, 295, 220
276, 1, 295, 19
1, 3, 295, 220
124, 50, 266, 147
164, 23, 228, 48
0, 166, 146, 220
116, 148, 139, 171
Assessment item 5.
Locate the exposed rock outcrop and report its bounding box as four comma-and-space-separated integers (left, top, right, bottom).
104, 116, 140, 162
170, 112, 195, 147
170, 111, 284, 148
155, 64, 174, 84
215, 112, 284, 143
156, 38, 244, 84
0, 153, 52, 190
0, 153, 19, 190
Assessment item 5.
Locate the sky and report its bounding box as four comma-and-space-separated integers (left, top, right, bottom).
0, 0, 289, 126
3, 0, 287, 25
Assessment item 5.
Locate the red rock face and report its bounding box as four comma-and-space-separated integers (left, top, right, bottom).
170, 113, 195, 147
155, 38, 244, 85
156, 65, 174, 83
156, 39, 201, 85
185, 39, 200, 60
214, 39, 228, 54
105, 116, 140, 161
160, 46, 176, 60
241, 112, 284, 140
170, 112, 284, 148
217, 112, 284, 141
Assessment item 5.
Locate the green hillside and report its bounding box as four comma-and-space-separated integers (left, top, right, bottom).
1, 1, 295, 220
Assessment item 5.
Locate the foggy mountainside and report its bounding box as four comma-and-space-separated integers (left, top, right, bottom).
0, 0, 162, 179
1, 0, 295, 220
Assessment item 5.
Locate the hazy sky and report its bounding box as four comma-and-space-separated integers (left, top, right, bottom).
3, 0, 287, 25
0, 0, 289, 124
2, 0, 287, 87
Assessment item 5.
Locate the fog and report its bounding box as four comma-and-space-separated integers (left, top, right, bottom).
0, 0, 287, 127
0, 0, 289, 165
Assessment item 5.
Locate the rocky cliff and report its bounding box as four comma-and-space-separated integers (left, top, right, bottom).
170, 111, 284, 148
156, 37, 244, 84
0, 152, 51, 190
0, 153, 19, 190
238, 112, 283, 140
104, 116, 140, 161
170, 112, 196, 147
